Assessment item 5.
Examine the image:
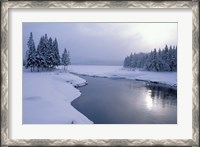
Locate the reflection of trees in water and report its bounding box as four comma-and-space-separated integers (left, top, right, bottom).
125, 80, 146, 89
146, 85, 177, 108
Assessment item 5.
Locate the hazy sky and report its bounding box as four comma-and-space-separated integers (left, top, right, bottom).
23, 22, 177, 65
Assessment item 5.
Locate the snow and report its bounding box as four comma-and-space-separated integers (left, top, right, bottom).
23, 65, 176, 124
68, 65, 177, 87
23, 69, 93, 124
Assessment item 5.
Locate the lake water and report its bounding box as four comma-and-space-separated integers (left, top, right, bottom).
71, 76, 177, 124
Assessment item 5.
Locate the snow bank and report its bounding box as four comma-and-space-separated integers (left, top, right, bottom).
23, 69, 93, 124
69, 65, 177, 87
23, 65, 176, 124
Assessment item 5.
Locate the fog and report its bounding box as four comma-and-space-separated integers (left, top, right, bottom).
23, 23, 177, 65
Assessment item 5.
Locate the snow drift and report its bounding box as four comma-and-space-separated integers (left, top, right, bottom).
23, 69, 93, 124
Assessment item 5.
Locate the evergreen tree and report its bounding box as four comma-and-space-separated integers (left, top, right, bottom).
171, 46, 177, 71
43, 34, 49, 67
123, 44, 177, 72
61, 48, 71, 71
151, 48, 158, 71
34, 50, 43, 72
146, 51, 154, 71
123, 56, 130, 67
161, 45, 170, 71
25, 32, 36, 72
53, 38, 60, 66
156, 48, 164, 71
25, 32, 69, 72
36, 36, 46, 71
130, 53, 135, 68
46, 37, 55, 69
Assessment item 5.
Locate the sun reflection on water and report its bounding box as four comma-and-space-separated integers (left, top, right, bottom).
145, 90, 153, 110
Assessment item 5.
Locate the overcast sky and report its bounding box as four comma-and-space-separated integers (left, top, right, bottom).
23, 22, 177, 65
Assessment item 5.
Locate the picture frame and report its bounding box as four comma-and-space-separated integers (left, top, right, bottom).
1, 1, 199, 146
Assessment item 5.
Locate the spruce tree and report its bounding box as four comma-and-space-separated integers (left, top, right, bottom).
53, 38, 60, 67
36, 36, 46, 71
25, 32, 36, 72
46, 37, 55, 69
25, 33, 64, 72
156, 48, 164, 71
123, 44, 177, 72
43, 34, 49, 68
61, 48, 71, 71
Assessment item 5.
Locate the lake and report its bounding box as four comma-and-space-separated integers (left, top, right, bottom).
71, 75, 177, 124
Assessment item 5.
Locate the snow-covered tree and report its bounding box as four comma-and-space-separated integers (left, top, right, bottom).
34, 50, 45, 72
25, 32, 36, 72
43, 34, 49, 67
61, 48, 70, 71
53, 38, 60, 67
46, 37, 55, 69
123, 44, 177, 72
25, 32, 70, 72
123, 56, 129, 67
156, 48, 164, 71
170, 46, 177, 71
36, 36, 46, 71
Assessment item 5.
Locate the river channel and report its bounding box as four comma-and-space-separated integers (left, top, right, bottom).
71, 75, 177, 124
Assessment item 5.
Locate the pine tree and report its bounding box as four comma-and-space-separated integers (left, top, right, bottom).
25, 32, 36, 72
156, 48, 164, 71
146, 51, 154, 71
36, 36, 46, 71
161, 45, 170, 71
123, 45, 177, 72
43, 34, 49, 68
151, 48, 158, 71
123, 56, 129, 67
61, 48, 71, 71
168, 45, 173, 71
25, 33, 64, 72
46, 37, 55, 69
130, 53, 134, 68
34, 50, 42, 72
171, 46, 177, 71
53, 38, 60, 67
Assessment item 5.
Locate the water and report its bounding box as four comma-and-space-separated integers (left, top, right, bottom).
71, 76, 177, 124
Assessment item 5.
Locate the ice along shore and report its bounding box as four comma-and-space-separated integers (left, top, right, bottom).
68, 65, 177, 89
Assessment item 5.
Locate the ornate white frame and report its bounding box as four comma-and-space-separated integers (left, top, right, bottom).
1, 1, 199, 146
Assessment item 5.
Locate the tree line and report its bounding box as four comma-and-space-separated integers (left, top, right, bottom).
25, 32, 70, 72
123, 45, 177, 72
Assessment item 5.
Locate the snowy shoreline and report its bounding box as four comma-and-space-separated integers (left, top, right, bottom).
68, 65, 177, 90
23, 65, 176, 124
23, 69, 93, 124
72, 72, 177, 90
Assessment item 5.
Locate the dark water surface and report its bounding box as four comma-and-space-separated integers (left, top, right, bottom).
71, 76, 177, 124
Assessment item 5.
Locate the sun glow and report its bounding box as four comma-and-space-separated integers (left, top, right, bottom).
127, 23, 177, 52
145, 90, 153, 110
